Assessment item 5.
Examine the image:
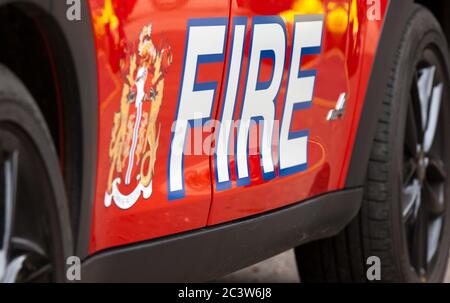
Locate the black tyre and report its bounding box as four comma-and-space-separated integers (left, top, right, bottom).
0, 65, 72, 282
295, 5, 450, 283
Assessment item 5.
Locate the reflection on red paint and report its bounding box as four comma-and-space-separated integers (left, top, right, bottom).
88, 0, 230, 253
208, 0, 387, 224
87, 0, 388, 253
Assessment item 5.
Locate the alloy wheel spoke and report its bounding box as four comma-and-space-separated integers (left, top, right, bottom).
423, 83, 443, 152
410, 203, 429, 276
3, 253, 51, 283
411, 73, 425, 145
415, 66, 444, 152
2, 255, 26, 283
417, 66, 436, 130
404, 158, 418, 186
0, 151, 19, 281
3, 237, 50, 283
403, 179, 421, 221
427, 217, 443, 264
405, 96, 421, 157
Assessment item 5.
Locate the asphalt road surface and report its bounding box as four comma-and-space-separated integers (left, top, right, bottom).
218, 250, 450, 283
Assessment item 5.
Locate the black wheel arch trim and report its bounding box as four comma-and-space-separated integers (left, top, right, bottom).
0, 0, 98, 258
346, 0, 416, 187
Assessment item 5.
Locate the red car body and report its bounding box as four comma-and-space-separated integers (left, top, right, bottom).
5, 0, 450, 283
4, 0, 423, 282
86, 0, 387, 253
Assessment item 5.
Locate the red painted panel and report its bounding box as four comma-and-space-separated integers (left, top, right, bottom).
88, 0, 230, 253
87, 0, 388, 253
338, 0, 388, 186
208, 0, 388, 225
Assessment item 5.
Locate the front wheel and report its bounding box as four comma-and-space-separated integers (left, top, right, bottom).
0, 65, 72, 282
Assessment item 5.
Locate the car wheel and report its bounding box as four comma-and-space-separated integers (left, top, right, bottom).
295, 5, 450, 282
0, 65, 72, 282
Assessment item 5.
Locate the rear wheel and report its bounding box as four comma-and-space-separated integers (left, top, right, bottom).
295, 6, 450, 282
0, 65, 72, 282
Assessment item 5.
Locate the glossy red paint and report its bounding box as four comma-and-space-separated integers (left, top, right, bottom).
208, 0, 388, 224
88, 0, 230, 253
88, 0, 388, 253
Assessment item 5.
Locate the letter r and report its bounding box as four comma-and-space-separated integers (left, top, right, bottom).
236, 16, 287, 185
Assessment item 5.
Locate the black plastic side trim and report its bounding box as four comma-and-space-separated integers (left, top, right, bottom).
345, 0, 414, 187
50, 0, 98, 260
81, 188, 362, 282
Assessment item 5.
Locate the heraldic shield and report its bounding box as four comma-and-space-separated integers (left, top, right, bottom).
105, 24, 172, 210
